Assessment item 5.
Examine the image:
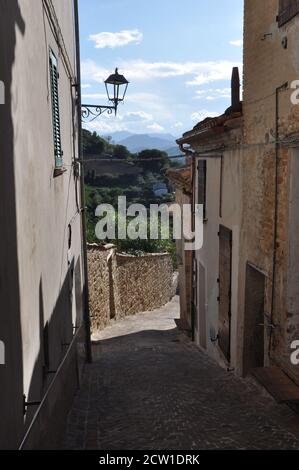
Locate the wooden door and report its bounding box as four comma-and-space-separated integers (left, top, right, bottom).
218, 225, 232, 361
197, 261, 207, 349
243, 263, 265, 375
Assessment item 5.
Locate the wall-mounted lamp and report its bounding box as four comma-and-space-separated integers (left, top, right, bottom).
81, 68, 129, 122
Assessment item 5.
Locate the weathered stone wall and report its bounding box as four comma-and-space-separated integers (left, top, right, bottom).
242, 1, 299, 382
87, 245, 112, 331
174, 188, 192, 330
88, 246, 174, 333
113, 253, 173, 319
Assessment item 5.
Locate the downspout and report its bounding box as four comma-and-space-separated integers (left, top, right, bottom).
191, 154, 196, 341
74, 0, 92, 363
269, 82, 288, 359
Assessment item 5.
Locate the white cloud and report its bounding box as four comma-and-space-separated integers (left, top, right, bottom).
125, 93, 172, 120
81, 90, 171, 122
147, 123, 165, 132
84, 117, 166, 136
191, 110, 219, 122
82, 108, 154, 135
81, 84, 91, 89
172, 122, 184, 128
81, 93, 108, 101
186, 61, 241, 86
84, 120, 127, 134
89, 29, 143, 49
195, 88, 231, 100
81, 60, 110, 82
81, 59, 242, 86
229, 39, 243, 47
125, 111, 153, 122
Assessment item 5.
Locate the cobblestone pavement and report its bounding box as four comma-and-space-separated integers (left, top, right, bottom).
64, 297, 299, 450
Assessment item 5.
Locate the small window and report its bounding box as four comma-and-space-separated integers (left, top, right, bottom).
49, 49, 63, 169
278, 0, 299, 27
198, 160, 207, 220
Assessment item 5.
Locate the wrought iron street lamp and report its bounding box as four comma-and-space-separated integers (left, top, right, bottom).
81, 68, 129, 122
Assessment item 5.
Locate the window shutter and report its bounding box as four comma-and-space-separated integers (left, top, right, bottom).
49, 49, 63, 168
278, 0, 299, 26
198, 160, 207, 220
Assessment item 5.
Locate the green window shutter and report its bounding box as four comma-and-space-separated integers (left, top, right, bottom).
49, 49, 63, 168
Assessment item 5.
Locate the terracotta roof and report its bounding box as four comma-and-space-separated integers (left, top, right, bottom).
167, 167, 191, 193
177, 104, 243, 145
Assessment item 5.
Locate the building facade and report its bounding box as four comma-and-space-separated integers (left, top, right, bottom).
167, 167, 193, 332
177, 0, 299, 385
0, 0, 89, 449
241, 0, 299, 383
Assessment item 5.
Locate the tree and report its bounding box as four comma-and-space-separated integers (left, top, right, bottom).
136, 149, 170, 173
112, 144, 131, 160
82, 129, 105, 156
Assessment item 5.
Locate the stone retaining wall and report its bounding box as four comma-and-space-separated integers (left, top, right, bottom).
88, 245, 175, 333
87, 246, 112, 331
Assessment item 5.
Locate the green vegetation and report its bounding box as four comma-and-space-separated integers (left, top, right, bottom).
83, 129, 181, 265
82, 129, 106, 155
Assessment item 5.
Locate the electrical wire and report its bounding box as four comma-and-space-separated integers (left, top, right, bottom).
42, 0, 76, 82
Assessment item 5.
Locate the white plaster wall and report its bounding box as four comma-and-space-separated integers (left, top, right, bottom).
194, 156, 220, 359
0, 0, 84, 447
194, 149, 242, 370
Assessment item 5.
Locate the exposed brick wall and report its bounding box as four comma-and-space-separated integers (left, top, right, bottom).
88, 246, 174, 333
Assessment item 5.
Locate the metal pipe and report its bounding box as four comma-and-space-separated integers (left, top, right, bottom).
74, 0, 92, 363
191, 154, 196, 341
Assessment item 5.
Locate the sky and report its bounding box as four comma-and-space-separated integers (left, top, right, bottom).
79, 0, 244, 137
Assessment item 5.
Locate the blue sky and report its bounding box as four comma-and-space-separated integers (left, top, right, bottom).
79, 0, 244, 137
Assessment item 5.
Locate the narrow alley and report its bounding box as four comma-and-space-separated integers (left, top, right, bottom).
64, 297, 299, 450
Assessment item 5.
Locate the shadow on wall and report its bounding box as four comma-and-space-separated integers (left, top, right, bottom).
0, 4, 84, 449
21, 262, 85, 450
0, 0, 25, 449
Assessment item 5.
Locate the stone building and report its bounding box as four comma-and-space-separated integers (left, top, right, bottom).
167, 167, 193, 332
0, 0, 90, 449
176, 0, 299, 386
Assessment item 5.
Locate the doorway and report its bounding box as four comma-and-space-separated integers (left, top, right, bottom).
218, 225, 232, 361
243, 263, 265, 375
197, 261, 207, 349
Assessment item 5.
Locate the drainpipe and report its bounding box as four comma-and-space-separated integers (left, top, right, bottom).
178, 142, 196, 340
269, 82, 288, 359
74, 0, 92, 363
190, 153, 196, 341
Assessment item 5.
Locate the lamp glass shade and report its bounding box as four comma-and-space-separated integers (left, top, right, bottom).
105, 68, 129, 104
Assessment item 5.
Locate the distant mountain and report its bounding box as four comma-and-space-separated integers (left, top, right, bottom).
102, 131, 184, 156
165, 146, 183, 157
116, 133, 176, 153
149, 133, 177, 142
104, 131, 133, 144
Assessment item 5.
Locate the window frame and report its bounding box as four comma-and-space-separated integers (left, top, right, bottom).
49, 48, 63, 171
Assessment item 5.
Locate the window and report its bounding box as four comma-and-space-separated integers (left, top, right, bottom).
278, 0, 299, 27
49, 49, 63, 169
197, 160, 207, 220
